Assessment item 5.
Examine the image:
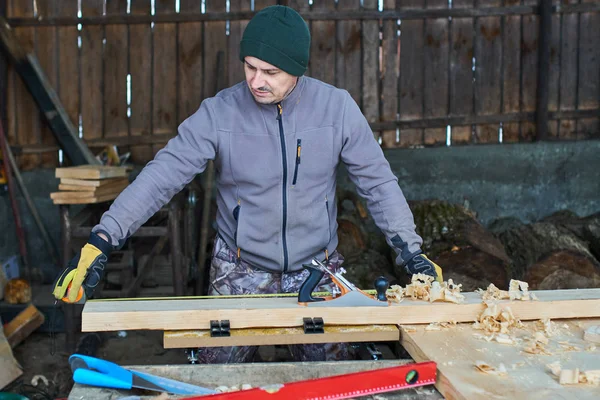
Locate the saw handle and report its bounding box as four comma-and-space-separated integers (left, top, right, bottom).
298, 264, 326, 303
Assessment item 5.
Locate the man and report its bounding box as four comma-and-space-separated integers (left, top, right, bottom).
52, 5, 443, 362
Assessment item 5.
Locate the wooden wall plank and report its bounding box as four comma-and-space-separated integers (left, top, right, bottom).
254, 0, 278, 12
546, 0, 561, 138
80, 1, 104, 158
152, 0, 178, 155
227, 0, 252, 87
577, 0, 600, 139
362, 0, 380, 141
557, 0, 578, 140
129, 0, 153, 163
203, 1, 227, 99
423, 0, 449, 146
309, 0, 336, 86
398, 0, 424, 148
449, 0, 474, 145
474, 0, 502, 144
178, 1, 203, 122
335, 0, 361, 107
10, 0, 38, 169
502, 0, 522, 143
57, 0, 80, 166
35, 0, 59, 167
103, 2, 129, 148
381, 0, 399, 147
520, 0, 539, 142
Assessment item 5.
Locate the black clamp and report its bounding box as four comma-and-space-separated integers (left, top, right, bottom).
210, 320, 231, 337
303, 317, 324, 334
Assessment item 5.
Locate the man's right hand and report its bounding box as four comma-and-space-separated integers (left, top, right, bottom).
52, 232, 113, 303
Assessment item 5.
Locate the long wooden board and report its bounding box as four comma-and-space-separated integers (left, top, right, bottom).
82, 288, 600, 332
163, 325, 399, 349
55, 165, 128, 180
401, 318, 600, 400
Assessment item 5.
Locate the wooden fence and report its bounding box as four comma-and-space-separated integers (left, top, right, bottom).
2, 0, 599, 170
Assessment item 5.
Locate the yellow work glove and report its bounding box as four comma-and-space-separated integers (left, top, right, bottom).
403, 253, 443, 283
52, 232, 113, 303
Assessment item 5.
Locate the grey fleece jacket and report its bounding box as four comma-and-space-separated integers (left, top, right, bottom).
92, 76, 423, 273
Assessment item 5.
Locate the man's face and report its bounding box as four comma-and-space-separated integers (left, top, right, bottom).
244, 56, 298, 105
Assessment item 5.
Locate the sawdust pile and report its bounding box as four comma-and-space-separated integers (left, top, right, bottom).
386, 274, 465, 304
547, 362, 600, 386
477, 280, 537, 301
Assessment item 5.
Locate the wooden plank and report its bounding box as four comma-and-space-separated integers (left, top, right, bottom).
557, 0, 578, 139
381, 0, 399, 147
203, 0, 227, 100
2, 304, 44, 348
335, 0, 362, 106
57, 0, 81, 164
423, 0, 449, 146
227, 0, 251, 87
152, 0, 177, 154
546, 0, 561, 138
164, 324, 399, 348
449, 0, 474, 145
80, 0, 104, 153
520, 0, 538, 141
576, 0, 600, 139
10, 0, 38, 170
103, 2, 129, 145
309, 0, 336, 85
398, 0, 424, 147
57, 179, 128, 194
0, 316, 22, 390
52, 192, 120, 205
502, 0, 522, 142
50, 181, 127, 199
474, 0, 502, 144
362, 0, 380, 141
55, 165, 128, 179
60, 177, 128, 188
401, 318, 600, 400
82, 288, 600, 331
177, 1, 203, 125
35, 0, 59, 167
128, 0, 153, 163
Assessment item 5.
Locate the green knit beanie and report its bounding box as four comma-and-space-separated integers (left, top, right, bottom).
239, 5, 311, 77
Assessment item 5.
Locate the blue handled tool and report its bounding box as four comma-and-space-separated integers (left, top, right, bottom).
69, 354, 216, 395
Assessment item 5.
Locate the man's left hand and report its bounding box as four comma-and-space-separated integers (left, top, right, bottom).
403, 253, 443, 283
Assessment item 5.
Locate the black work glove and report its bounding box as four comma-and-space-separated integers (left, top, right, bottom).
52, 231, 113, 303
403, 253, 444, 283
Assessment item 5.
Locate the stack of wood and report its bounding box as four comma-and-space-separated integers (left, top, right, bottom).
51, 165, 129, 204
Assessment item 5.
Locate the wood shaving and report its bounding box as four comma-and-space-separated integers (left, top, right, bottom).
388, 275, 465, 304
558, 341, 581, 352
386, 284, 405, 303
474, 361, 507, 376
508, 279, 531, 301
473, 302, 523, 334
477, 283, 510, 301
403, 326, 417, 333
535, 319, 558, 337
429, 279, 465, 304
523, 340, 552, 355
425, 321, 456, 331
494, 333, 516, 345
547, 362, 600, 386
534, 331, 549, 345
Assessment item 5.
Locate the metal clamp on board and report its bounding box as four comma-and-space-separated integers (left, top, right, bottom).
303, 317, 324, 334
210, 320, 231, 337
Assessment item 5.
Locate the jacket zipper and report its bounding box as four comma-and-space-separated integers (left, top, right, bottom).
324, 196, 331, 260
234, 199, 241, 259
292, 139, 301, 186
277, 103, 289, 272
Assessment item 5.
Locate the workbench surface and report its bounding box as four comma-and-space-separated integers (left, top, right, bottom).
67, 360, 442, 399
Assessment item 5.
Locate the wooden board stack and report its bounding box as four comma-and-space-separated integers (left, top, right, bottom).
51, 165, 129, 204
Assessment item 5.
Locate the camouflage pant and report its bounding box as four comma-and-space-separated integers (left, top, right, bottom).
195, 235, 355, 363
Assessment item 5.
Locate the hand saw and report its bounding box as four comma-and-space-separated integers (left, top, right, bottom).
298, 258, 390, 307
181, 361, 437, 399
